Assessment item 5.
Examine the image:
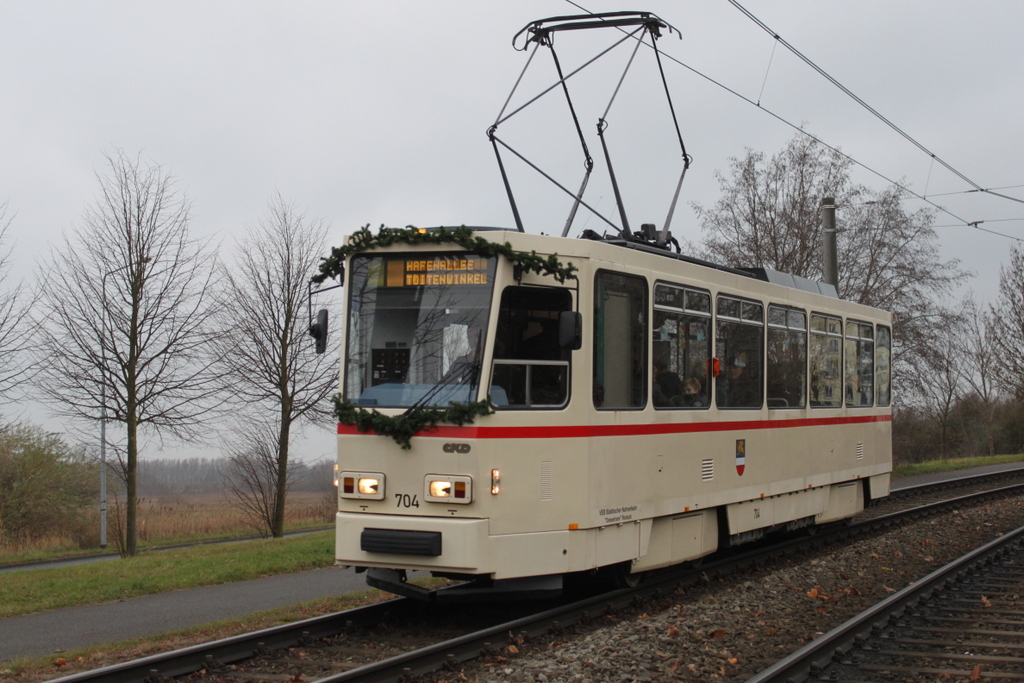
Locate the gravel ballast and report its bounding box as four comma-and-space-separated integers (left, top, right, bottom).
450, 495, 1024, 683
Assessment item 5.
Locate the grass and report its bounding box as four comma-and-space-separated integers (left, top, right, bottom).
0, 531, 335, 620
892, 453, 1024, 478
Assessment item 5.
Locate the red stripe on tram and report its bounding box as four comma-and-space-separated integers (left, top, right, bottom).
337, 413, 891, 439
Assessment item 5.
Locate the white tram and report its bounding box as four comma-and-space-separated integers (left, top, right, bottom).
330, 227, 892, 599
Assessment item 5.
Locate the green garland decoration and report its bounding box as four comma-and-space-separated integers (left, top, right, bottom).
335, 397, 496, 450
312, 224, 578, 284
318, 225, 577, 448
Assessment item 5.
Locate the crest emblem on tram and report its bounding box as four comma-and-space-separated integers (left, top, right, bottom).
735, 439, 746, 476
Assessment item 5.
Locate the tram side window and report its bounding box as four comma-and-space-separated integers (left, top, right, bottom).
490, 286, 572, 408
876, 325, 892, 408
652, 284, 711, 409
809, 314, 842, 407
845, 321, 875, 407
766, 306, 807, 409
716, 296, 764, 409
594, 272, 647, 409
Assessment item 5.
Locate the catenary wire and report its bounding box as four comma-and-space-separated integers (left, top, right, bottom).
931, 218, 1024, 227
925, 184, 1024, 199
561, 0, 1023, 243
726, 0, 1024, 209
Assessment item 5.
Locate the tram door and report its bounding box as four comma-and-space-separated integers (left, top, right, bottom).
593, 272, 648, 409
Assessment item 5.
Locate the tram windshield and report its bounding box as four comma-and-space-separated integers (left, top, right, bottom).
344, 253, 497, 408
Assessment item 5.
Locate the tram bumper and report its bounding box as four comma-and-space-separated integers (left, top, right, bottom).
337, 512, 491, 573
336, 511, 572, 579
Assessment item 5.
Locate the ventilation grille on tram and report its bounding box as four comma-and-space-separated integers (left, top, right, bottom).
701, 458, 714, 481
541, 461, 553, 501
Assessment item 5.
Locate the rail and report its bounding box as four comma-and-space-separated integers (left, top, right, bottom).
744, 523, 1024, 682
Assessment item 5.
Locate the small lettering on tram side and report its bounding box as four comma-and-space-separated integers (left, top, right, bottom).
599, 504, 639, 524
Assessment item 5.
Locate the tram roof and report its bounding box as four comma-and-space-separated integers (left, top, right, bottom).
420, 226, 839, 300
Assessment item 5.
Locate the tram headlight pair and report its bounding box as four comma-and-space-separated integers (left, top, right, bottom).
424, 475, 473, 504
338, 471, 386, 500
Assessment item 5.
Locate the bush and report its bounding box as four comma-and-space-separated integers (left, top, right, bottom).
0, 422, 96, 546
893, 398, 1024, 464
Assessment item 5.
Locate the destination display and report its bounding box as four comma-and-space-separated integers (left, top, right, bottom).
384, 256, 492, 287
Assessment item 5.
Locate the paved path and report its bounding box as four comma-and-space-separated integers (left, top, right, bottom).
0, 566, 370, 663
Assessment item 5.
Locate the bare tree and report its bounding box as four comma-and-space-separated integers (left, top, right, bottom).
916, 312, 968, 458
956, 296, 1001, 455
36, 151, 220, 556
214, 194, 336, 538
0, 204, 36, 402
836, 186, 968, 383
223, 425, 306, 537
992, 243, 1024, 400
693, 133, 857, 274
692, 132, 969, 398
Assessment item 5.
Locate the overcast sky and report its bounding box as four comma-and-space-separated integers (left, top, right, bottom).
2, 1, 1022, 460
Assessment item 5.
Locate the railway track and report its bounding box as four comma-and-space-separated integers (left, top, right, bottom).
47, 469, 1024, 683
745, 522, 1024, 682
867, 466, 1024, 516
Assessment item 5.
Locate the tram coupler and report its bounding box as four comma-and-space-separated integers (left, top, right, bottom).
366, 567, 436, 601
434, 575, 564, 604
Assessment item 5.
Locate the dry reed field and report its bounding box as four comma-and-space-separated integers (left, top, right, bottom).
131, 491, 335, 542
0, 491, 336, 562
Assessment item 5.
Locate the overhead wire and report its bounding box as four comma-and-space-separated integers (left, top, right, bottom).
755, 38, 777, 107
932, 217, 1024, 227
726, 0, 1024, 209
560, 0, 1023, 243
925, 184, 1024, 199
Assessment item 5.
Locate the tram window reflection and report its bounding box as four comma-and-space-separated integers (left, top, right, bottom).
766, 305, 807, 409
810, 314, 842, 407
490, 286, 571, 408
652, 283, 710, 409
716, 295, 764, 409
876, 325, 891, 407
845, 321, 875, 407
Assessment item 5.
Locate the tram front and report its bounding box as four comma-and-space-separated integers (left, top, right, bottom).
329, 229, 580, 600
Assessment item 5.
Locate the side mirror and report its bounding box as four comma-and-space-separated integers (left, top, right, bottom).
309, 309, 329, 354
558, 311, 582, 350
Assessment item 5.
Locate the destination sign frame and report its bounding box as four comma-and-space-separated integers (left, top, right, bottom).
383, 255, 493, 288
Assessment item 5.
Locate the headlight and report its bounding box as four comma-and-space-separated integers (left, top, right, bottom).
424, 474, 472, 504
338, 471, 385, 500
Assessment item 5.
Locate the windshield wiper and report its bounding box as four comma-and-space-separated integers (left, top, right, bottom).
401, 360, 482, 417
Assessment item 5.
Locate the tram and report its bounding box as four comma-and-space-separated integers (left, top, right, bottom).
323, 225, 892, 599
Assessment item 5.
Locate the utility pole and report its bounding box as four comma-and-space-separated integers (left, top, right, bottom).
821, 197, 838, 290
